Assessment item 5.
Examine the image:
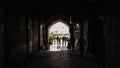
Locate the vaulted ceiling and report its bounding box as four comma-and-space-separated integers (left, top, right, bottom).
4, 0, 107, 23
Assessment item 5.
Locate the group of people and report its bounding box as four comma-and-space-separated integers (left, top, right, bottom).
49, 35, 86, 55
56, 36, 67, 45
67, 37, 86, 56
49, 35, 69, 45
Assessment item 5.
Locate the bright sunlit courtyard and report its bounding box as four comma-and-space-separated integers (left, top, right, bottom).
48, 22, 70, 51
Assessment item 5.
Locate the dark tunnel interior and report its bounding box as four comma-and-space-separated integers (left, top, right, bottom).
0, 0, 120, 68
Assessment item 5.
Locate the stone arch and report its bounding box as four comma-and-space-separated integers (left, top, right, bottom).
48, 19, 70, 32
41, 9, 72, 44
48, 19, 70, 42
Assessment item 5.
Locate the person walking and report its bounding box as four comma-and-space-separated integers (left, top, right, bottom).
62, 36, 65, 45
77, 37, 86, 56
70, 36, 75, 52
56, 35, 59, 44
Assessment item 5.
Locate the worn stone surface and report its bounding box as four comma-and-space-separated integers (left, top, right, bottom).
19, 51, 103, 68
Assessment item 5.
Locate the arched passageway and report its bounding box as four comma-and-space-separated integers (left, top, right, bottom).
2, 1, 120, 68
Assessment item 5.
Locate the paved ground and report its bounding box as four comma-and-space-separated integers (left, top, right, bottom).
19, 50, 103, 68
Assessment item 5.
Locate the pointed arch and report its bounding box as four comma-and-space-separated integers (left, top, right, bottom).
48, 19, 70, 42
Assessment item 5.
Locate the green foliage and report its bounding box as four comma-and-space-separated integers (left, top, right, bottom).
49, 34, 54, 43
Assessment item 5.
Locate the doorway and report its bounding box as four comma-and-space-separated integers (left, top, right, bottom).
48, 21, 70, 51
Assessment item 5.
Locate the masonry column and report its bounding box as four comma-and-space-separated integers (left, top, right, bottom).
105, 3, 120, 68
87, 2, 106, 66
0, 4, 4, 68
32, 16, 39, 53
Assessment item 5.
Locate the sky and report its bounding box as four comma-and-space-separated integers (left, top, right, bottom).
50, 22, 69, 34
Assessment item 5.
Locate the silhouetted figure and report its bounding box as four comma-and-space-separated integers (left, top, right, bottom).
64, 37, 68, 46
56, 36, 60, 44
62, 36, 65, 45
70, 37, 75, 52
67, 39, 71, 49
53, 35, 55, 44
77, 37, 86, 56
58, 37, 61, 44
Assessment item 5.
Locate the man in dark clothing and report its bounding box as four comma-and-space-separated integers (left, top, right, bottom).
56, 36, 59, 44
70, 37, 75, 52
77, 37, 86, 56
62, 36, 65, 45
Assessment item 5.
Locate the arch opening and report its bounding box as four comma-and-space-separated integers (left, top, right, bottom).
48, 21, 70, 51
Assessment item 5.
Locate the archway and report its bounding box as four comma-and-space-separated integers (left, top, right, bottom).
48, 21, 70, 51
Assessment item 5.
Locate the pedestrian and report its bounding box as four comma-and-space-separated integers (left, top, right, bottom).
70, 36, 75, 52
62, 36, 65, 45
77, 37, 86, 56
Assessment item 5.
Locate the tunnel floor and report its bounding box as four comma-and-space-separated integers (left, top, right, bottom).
20, 49, 103, 68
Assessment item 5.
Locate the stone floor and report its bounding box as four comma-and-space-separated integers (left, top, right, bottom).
16, 42, 104, 68
19, 50, 103, 68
